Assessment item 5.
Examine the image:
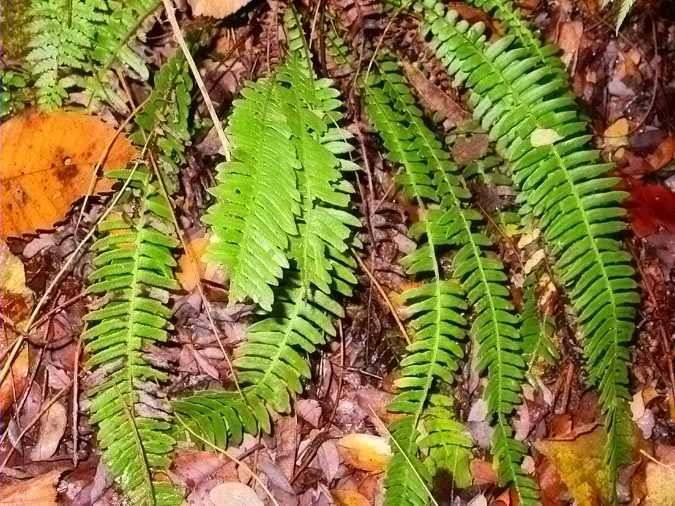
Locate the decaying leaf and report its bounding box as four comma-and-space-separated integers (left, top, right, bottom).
29, 400, 67, 461
645, 446, 675, 506
207, 481, 264, 506
337, 433, 392, 473
535, 425, 610, 506
604, 118, 630, 149
0, 468, 64, 505
0, 110, 135, 237
187, 0, 254, 18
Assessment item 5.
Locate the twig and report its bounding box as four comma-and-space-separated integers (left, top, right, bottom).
351, 249, 411, 345
161, 0, 231, 161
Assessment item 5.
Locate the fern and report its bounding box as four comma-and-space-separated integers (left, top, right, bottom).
0, 69, 30, 118
87, 0, 162, 110
365, 55, 536, 504
83, 53, 192, 505
85, 165, 181, 505
414, 0, 638, 487
177, 7, 359, 441
26, 0, 105, 109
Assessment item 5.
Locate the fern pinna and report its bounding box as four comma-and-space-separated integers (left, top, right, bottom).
401, 0, 639, 491
83, 54, 191, 505
25, 0, 161, 110
364, 55, 536, 504
174, 8, 359, 442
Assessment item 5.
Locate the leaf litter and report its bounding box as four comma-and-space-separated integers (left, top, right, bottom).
1, 0, 675, 505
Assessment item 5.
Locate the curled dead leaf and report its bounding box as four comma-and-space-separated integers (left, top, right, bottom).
337, 433, 392, 473
0, 111, 135, 237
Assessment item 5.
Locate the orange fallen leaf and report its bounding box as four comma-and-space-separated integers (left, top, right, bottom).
647, 134, 675, 171
604, 118, 630, 149
187, 0, 253, 18
338, 433, 392, 473
0, 110, 135, 237
0, 468, 64, 505
177, 236, 209, 291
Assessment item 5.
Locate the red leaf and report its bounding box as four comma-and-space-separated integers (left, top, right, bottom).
625, 179, 675, 238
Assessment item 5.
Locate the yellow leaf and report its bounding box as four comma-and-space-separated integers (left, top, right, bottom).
338, 433, 392, 473
0, 110, 135, 237
646, 462, 675, 506
187, 0, 253, 18
0, 240, 33, 414
604, 118, 630, 148
535, 426, 610, 506
333, 487, 371, 506
530, 128, 562, 147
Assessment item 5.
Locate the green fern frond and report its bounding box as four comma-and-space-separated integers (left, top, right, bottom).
190, 11, 358, 440
87, 0, 161, 110
417, 0, 638, 485
418, 395, 473, 489
364, 58, 474, 505
172, 390, 258, 448
26, 0, 105, 109
0, 69, 30, 118
203, 76, 301, 311
85, 165, 180, 505
365, 55, 537, 503
133, 52, 193, 194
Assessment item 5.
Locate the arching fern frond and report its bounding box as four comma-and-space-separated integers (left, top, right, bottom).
365, 55, 536, 504
364, 57, 474, 505
416, 0, 638, 487
85, 165, 181, 505
180, 9, 359, 442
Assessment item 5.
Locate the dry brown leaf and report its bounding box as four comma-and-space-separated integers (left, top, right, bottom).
337, 433, 391, 473
188, 0, 253, 18
0, 468, 64, 505
29, 400, 67, 461
0, 110, 135, 237
557, 21, 583, 66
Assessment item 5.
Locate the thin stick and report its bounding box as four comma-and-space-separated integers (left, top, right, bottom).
351, 249, 411, 345
161, 0, 231, 161
175, 413, 280, 506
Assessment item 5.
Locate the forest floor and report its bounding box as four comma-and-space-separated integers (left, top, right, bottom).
2, 0, 675, 505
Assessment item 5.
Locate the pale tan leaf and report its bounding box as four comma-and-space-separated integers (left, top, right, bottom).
187, 0, 253, 18
29, 400, 67, 461
0, 111, 135, 237
208, 482, 264, 506
337, 433, 391, 473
